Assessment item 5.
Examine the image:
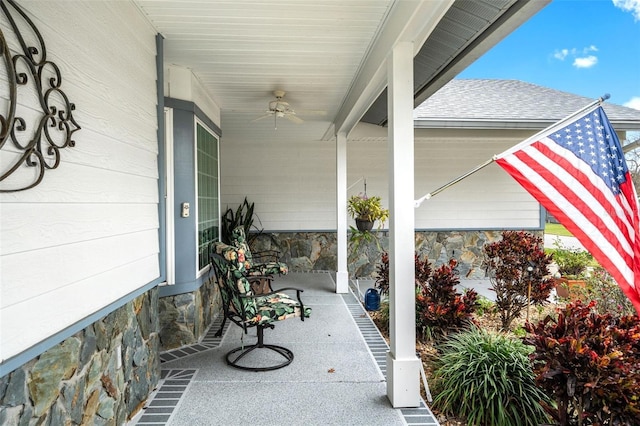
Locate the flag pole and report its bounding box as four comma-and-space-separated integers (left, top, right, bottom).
414, 157, 495, 207
414, 94, 611, 208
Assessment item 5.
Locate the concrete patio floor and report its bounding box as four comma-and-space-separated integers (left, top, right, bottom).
129, 272, 439, 426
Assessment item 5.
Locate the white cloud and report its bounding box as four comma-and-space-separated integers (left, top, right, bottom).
554, 48, 569, 60
573, 55, 598, 68
553, 46, 599, 68
624, 96, 640, 110
613, 0, 640, 21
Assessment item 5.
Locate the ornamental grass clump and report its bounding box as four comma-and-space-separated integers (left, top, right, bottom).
432, 327, 551, 426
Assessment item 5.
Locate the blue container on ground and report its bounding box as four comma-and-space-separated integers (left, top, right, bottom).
364, 288, 380, 311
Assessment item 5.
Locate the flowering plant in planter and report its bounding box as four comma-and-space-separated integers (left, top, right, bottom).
347, 189, 390, 273
547, 239, 593, 299
550, 241, 592, 279
347, 194, 389, 229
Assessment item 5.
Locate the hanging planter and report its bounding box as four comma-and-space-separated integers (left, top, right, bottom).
355, 218, 374, 232
347, 181, 389, 231
347, 181, 389, 276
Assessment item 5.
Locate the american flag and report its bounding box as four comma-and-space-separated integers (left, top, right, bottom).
494, 104, 640, 315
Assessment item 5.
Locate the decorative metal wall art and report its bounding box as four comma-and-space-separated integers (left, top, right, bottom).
0, 0, 80, 192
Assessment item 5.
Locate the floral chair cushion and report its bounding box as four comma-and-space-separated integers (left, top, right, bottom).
244, 293, 312, 326
230, 226, 289, 276
212, 242, 310, 326
212, 243, 247, 315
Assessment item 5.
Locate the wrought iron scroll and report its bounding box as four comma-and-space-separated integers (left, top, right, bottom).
0, 0, 80, 192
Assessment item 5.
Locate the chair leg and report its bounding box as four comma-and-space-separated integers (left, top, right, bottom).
225, 324, 294, 371
214, 315, 228, 337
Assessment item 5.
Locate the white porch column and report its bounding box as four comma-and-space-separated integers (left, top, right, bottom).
336, 131, 349, 293
386, 41, 420, 408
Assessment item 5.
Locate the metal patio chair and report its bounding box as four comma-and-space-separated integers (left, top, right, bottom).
210, 242, 311, 371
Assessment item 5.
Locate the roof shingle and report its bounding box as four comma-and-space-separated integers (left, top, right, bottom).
413, 79, 640, 130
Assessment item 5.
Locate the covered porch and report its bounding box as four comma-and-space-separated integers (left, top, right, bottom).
132, 272, 436, 425
147, 0, 550, 407
0, 1, 552, 423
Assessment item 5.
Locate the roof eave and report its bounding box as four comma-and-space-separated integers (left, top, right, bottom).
413, 0, 551, 107
359, 0, 552, 127
414, 119, 640, 131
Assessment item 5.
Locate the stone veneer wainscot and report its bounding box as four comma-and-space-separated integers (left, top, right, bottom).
158, 273, 221, 351
0, 289, 160, 424
250, 230, 542, 278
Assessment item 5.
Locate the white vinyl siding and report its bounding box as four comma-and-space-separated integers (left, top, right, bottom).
220, 132, 337, 231
0, 2, 159, 362
414, 136, 540, 229
219, 125, 541, 231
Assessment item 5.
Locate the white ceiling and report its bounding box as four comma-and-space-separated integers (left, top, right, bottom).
135, 0, 394, 139
133, 0, 549, 141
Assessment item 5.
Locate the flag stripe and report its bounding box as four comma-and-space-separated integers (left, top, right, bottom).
496, 155, 634, 286
494, 105, 640, 316
522, 142, 634, 255
535, 139, 636, 242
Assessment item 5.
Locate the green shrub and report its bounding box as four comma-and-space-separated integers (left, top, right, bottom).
221, 197, 259, 244
373, 299, 390, 335
570, 266, 636, 317
548, 239, 593, 278
475, 295, 496, 317
432, 327, 551, 426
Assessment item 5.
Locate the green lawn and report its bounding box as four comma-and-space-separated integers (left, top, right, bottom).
544, 222, 573, 237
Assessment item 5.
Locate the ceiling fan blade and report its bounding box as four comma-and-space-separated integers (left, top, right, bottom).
251, 113, 272, 122
285, 114, 304, 124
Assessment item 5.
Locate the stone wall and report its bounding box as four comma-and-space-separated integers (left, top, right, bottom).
0, 288, 159, 425
158, 273, 221, 351
251, 232, 338, 272
251, 230, 541, 278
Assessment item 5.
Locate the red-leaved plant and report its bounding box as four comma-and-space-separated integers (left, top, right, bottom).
524, 301, 640, 425
374, 251, 390, 295
415, 258, 478, 342
483, 231, 555, 330
375, 253, 477, 341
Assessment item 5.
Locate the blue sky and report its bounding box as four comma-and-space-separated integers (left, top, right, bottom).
458, 0, 640, 110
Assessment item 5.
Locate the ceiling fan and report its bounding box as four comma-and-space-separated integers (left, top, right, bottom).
252, 90, 324, 129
